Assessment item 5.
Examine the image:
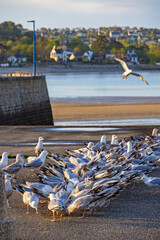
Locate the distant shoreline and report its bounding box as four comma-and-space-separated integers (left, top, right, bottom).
0, 63, 160, 75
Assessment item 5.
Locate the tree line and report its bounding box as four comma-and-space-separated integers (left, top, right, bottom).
0, 21, 160, 64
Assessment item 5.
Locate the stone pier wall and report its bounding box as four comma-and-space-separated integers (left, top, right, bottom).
0, 75, 53, 125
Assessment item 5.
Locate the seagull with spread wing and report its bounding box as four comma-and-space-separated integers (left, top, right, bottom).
113, 56, 149, 85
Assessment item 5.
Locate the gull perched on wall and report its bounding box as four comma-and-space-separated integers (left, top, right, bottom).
113, 56, 149, 85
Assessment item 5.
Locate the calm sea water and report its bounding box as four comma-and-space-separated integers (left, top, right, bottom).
46, 71, 160, 99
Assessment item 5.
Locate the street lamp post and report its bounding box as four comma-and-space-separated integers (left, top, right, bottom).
27, 20, 36, 75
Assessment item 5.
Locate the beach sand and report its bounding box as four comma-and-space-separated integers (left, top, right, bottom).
1, 101, 160, 240
51, 102, 160, 121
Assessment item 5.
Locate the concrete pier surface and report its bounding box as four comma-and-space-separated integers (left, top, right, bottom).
0, 124, 160, 240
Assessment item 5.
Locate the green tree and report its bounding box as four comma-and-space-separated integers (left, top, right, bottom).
0, 21, 22, 40
68, 37, 89, 53
91, 35, 109, 62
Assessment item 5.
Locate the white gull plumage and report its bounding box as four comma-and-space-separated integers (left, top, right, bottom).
113, 56, 149, 85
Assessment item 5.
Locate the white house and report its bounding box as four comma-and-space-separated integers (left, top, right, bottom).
109, 31, 121, 39
83, 51, 93, 61
50, 45, 74, 63
125, 50, 139, 64
7, 53, 27, 63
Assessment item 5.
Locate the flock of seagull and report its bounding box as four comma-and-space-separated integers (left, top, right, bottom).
0, 57, 154, 221
1, 128, 160, 221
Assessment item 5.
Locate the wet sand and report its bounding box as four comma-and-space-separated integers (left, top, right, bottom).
51, 101, 160, 121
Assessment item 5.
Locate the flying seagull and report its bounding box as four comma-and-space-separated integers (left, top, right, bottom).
113, 56, 149, 85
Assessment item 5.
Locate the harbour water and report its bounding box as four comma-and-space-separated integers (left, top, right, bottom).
46, 71, 160, 99
46, 71, 160, 126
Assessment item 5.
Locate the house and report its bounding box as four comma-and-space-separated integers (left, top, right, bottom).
124, 50, 139, 64
77, 31, 87, 37
83, 51, 93, 61
7, 53, 27, 63
50, 46, 63, 62
89, 36, 97, 43
50, 45, 74, 63
68, 30, 77, 37
109, 31, 121, 39
105, 51, 114, 61
41, 32, 49, 38
52, 31, 60, 38
128, 30, 140, 37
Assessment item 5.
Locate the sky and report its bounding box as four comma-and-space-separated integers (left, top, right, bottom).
1, 0, 160, 30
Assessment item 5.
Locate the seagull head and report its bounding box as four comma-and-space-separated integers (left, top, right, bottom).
39, 136, 44, 141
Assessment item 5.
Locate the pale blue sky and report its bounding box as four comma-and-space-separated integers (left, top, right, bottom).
1, 0, 160, 30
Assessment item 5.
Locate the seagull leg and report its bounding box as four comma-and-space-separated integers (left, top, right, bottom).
12, 174, 17, 183
26, 204, 29, 214
36, 208, 39, 214
78, 210, 86, 219
51, 211, 57, 222
60, 213, 63, 221
7, 199, 11, 208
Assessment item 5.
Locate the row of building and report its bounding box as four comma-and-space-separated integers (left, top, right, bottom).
6, 46, 139, 65
50, 46, 139, 64
38, 27, 160, 46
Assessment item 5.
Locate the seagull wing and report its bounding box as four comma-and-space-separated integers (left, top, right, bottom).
113, 56, 129, 72
3, 162, 22, 174
24, 158, 43, 168
131, 72, 149, 85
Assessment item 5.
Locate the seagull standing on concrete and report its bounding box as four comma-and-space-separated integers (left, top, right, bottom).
113, 56, 149, 85
140, 174, 160, 187
14, 186, 39, 214
34, 136, 44, 157
24, 150, 49, 169
2, 154, 24, 178
0, 152, 10, 169
5, 174, 13, 208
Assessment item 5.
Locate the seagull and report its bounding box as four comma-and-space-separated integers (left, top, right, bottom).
113, 56, 149, 85
24, 181, 53, 198
111, 135, 119, 145
48, 190, 67, 221
24, 150, 49, 169
139, 173, 160, 194
91, 135, 107, 151
0, 152, 10, 169
152, 128, 158, 137
14, 186, 39, 214
34, 136, 44, 156
5, 174, 14, 208
2, 154, 24, 178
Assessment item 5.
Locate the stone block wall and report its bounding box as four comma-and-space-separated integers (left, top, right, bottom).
0, 75, 53, 125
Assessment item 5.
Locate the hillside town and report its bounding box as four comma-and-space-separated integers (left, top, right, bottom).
0, 21, 160, 66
